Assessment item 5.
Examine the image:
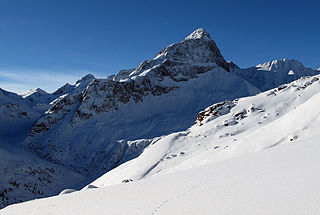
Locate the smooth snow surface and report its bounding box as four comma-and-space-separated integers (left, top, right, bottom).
2, 75, 320, 214
2, 131, 320, 214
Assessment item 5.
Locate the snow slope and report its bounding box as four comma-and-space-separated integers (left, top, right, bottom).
90, 74, 320, 187
3, 140, 320, 215
2, 75, 320, 214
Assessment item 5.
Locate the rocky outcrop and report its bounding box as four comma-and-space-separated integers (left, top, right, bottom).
195, 100, 236, 126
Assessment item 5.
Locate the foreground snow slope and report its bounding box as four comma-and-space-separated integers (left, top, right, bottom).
2, 75, 320, 214
2, 122, 320, 214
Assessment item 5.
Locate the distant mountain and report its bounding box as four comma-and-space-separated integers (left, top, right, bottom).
22, 88, 52, 103
234, 58, 317, 91
52, 74, 95, 97
0, 28, 318, 209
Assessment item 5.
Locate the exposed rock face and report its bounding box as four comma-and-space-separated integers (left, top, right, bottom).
228, 61, 240, 70
52, 74, 96, 97
132, 28, 229, 82
72, 77, 177, 123
195, 100, 236, 126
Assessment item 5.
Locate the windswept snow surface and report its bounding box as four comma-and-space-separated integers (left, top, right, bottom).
2, 75, 320, 214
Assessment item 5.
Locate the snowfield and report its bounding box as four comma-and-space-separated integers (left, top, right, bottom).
1, 129, 320, 214
2, 75, 320, 214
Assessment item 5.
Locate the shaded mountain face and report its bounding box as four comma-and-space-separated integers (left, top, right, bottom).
0, 88, 85, 209
0, 88, 42, 145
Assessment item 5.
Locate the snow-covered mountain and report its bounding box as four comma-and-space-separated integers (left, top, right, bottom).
234, 58, 317, 91
2, 73, 320, 215
0, 28, 319, 209
22, 88, 53, 104
24, 28, 260, 177
23, 29, 317, 179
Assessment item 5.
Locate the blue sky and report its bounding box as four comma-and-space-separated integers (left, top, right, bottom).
0, 0, 319, 93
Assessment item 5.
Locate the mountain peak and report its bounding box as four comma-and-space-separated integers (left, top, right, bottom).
21, 88, 49, 99
75, 74, 95, 86
76, 74, 95, 82
184, 28, 211, 41
256, 58, 308, 72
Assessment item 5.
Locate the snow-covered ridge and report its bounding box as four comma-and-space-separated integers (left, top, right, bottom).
256, 58, 314, 73
21, 88, 48, 99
